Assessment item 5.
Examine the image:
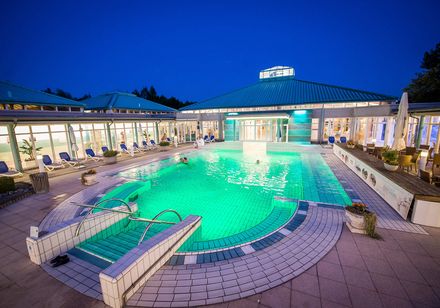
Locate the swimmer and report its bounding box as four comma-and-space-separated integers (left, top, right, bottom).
180, 157, 188, 164
256, 159, 260, 164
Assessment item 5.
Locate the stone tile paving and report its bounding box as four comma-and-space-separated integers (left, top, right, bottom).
126, 204, 344, 307
200, 225, 440, 308
322, 153, 427, 234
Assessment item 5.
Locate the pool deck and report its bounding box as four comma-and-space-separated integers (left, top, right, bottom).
335, 144, 440, 198
1, 144, 440, 307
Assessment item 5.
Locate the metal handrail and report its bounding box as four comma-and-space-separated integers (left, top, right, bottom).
72, 198, 134, 237
137, 209, 182, 245
128, 216, 177, 225
121, 216, 198, 307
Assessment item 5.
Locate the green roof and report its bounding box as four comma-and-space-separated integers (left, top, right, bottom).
0, 81, 84, 107
181, 77, 396, 110
83, 92, 176, 112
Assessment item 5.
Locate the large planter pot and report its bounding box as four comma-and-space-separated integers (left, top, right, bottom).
384, 162, 399, 171
347, 144, 355, 149
104, 156, 117, 165
345, 210, 366, 234
82, 174, 96, 186
29, 172, 49, 194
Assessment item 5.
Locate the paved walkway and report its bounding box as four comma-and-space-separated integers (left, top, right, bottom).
323, 153, 427, 234
205, 225, 440, 308
0, 146, 439, 308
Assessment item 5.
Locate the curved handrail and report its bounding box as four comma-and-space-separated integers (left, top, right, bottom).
137, 209, 182, 245
94, 198, 133, 213
73, 198, 133, 237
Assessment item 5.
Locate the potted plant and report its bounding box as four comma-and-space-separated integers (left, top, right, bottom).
159, 141, 170, 151
345, 203, 378, 238
347, 140, 355, 149
81, 169, 97, 186
382, 149, 399, 171
103, 150, 118, 165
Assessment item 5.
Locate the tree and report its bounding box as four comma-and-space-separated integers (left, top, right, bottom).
131, 85, 195, 109
19, 139, 42, 161
405, 43, 440, 102
43, 88, 91, 101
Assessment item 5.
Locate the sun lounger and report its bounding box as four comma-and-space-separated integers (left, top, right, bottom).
142, 140, 153, 150
85, 148, 103, 162
0, 161, 23, 177
120, 143, 130, 154
59, 152, 80, 167
132, 142, 143, 152
42, 155, 64, 171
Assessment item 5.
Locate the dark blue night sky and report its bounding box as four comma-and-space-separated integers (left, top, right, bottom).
1, 0, 439, 102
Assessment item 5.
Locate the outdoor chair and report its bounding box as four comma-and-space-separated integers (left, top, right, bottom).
366, 143, 375, 154
399, 155, 413, 172
101, 146, 109, 153
0, 161, 23, 177
373, 147, 384, 159
120, 143, 130, 154
132, 142, 143, 152
340, 136, 347, 143
328, 136, 335, 146
419, 169, 432, 184
419, 144, 430, 150
426, 148, 434, 167
59, 152, 80, 167
405, 147, 417, 156
432, 154, 440, 178
42, 155, 64, 171
150, 140, 157, 148
409, 151, 421, 172
141, 140, 153, 150
85, 148, 103, 162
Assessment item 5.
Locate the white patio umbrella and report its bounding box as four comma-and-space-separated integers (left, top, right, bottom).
391, 92, 409, 151
68, 125, 79, 157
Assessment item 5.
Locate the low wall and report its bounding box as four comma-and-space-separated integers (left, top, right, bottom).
99, 215, 202, 308
333, 145, 413, 219
27, 203, 137, 265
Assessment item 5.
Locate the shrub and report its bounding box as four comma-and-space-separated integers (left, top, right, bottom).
347, 140, 355, 146
159, 141, 170, 146
382, 150, 399, 165
346, 203, 378, 238
81, 169, 97, 185
0, 177, 15, 194
103, 150, 118, 157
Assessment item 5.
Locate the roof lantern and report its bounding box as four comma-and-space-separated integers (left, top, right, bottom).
259, 66, 295, 80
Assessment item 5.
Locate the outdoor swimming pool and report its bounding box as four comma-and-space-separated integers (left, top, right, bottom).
77, 149, 350, 262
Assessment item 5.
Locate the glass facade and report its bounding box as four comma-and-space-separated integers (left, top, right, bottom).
0, 120, 196, 170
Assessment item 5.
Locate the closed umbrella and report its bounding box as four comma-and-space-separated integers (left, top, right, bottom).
68, 125, 79, 157
391, 92, 409, 151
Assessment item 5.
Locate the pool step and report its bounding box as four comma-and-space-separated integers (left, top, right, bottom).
76, 222, 172, 263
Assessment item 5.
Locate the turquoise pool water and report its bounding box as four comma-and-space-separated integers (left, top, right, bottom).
79, 149, 350, 260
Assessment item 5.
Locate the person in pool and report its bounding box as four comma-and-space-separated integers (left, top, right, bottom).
180, 157, 188, 164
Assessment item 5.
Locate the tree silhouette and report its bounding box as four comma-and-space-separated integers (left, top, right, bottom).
405, 42, 440, 102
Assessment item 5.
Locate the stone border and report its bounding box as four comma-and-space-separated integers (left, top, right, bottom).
127, 202, 344, 307
167, 199, 305, 265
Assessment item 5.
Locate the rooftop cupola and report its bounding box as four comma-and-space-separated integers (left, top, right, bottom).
259, 66, 295, 80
